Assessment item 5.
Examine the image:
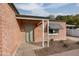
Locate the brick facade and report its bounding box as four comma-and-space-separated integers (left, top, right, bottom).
34, 21, 66, 42
0, 8, 2, 55
0, 4, 24, 55
0, 3, 66, 55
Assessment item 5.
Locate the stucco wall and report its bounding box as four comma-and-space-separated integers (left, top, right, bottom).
0, 3, 24, 55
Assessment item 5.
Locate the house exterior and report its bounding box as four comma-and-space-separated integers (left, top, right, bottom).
0, 3, 66, 55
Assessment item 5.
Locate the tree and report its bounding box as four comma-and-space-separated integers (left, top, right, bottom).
56, 14, 79, 27
66, 15, 74, 25
56, 15, 64, 20
73, 15, 79, 27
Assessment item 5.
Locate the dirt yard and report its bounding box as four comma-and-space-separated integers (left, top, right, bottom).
34, 39, 79, 56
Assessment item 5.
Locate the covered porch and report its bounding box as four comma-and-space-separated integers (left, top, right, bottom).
16, 15, 50, 47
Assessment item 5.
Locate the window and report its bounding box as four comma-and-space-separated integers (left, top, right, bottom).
49, 28, 59, 35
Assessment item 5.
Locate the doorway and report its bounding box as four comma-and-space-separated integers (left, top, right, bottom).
25, 24, 35, 43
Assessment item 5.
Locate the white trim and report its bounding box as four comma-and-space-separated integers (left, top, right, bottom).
16, 17, 48, 20
42, 20, 44, 47
47, 20, 49, 47
48, 33, 59, 35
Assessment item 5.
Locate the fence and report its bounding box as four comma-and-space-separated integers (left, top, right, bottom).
67, 28, 79, 37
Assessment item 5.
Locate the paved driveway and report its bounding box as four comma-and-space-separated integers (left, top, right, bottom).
51, 49, 79, 56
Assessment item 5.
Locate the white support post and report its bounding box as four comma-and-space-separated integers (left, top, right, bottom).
42, 20, 44, 47
47, 20, 49, 47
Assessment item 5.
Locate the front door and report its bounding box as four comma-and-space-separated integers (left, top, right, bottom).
25, 24, 34, 43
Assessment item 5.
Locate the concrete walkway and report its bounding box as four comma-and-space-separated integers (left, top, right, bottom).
67, 36, 79, 42
51, 49, 79, 56
15, 42, 42, 56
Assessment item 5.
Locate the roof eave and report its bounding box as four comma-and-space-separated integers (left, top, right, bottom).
16, 14, 49, 20
8, 3, 19, 15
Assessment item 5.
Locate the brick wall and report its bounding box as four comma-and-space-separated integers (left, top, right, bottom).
34, 21, 66, 42
0, 3, 24, 55
0, 7, 2, 55
49, 22, 66, 41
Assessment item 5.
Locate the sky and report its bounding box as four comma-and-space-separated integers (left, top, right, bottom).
14, 3, 79, 17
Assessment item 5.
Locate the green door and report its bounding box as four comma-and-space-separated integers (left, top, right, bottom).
25, 24, 34, 43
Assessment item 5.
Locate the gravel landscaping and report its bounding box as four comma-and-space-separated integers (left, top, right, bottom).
34, 39, 79, 56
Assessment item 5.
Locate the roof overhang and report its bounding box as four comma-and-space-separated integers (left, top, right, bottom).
16, 15, 49, 20
8, 3, 19, 14
49, 23, 62, 29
